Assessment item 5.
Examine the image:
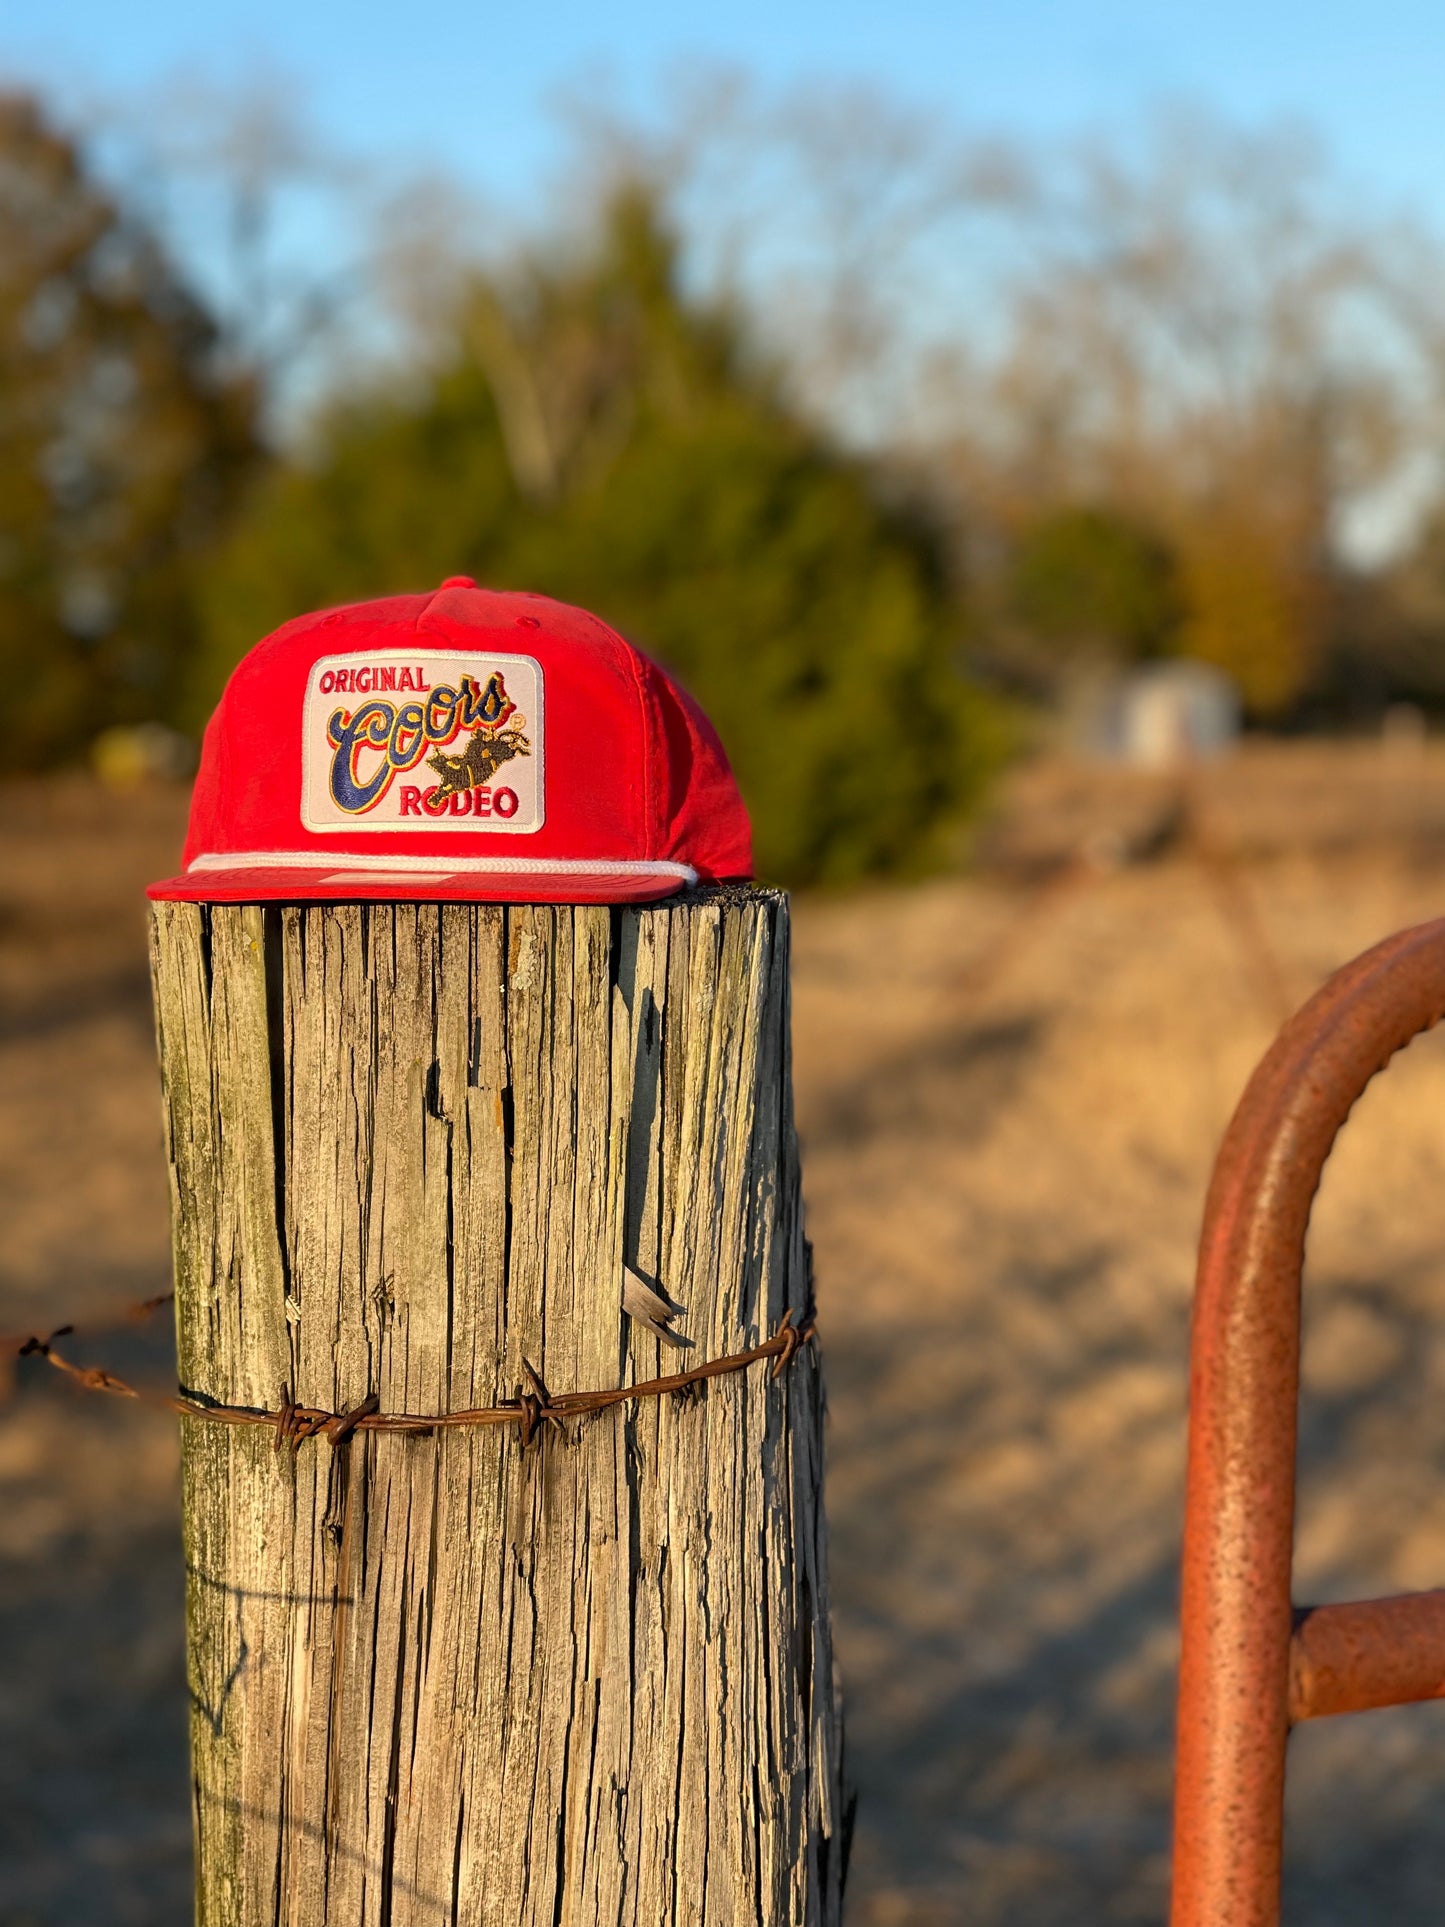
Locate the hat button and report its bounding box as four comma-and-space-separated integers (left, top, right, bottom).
440, 574, 476, 590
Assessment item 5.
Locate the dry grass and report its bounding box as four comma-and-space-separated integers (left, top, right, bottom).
7, 743, 1445, 1922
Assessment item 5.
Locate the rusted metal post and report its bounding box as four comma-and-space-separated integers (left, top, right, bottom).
1172, 918, 1445, 1927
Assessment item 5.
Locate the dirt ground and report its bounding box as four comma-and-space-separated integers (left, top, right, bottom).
7, 743, 1445, 1924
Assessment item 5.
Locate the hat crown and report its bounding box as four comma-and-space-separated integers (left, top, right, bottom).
149, 584, 752, 906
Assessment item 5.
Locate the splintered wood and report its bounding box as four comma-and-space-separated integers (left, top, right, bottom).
148, 891, 844, 1927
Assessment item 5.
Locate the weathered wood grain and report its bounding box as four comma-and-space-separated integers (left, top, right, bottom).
149, 889, 844, 1926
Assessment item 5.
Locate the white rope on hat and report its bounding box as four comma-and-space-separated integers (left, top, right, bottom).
186, 850, 698, 884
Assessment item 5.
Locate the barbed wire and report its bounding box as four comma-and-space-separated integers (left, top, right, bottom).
3, 1291, 816, 1453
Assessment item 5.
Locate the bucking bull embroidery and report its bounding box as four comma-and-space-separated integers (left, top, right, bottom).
423, 718, 531, 810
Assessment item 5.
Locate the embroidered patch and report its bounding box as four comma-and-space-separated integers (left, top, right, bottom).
301, 652, 544, 833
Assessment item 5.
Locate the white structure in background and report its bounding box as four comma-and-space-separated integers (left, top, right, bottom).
1091, 661, 1241, 768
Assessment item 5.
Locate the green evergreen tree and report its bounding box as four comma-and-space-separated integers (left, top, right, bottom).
1007, 504, 1182, 665
197, 189, 1004, 884
0, 94, 258, 765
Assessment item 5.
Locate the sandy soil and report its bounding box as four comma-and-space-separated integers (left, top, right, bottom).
6, 744, 1445, 1924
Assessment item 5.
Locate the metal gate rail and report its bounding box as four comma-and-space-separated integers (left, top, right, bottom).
1172, 918, 1445, 1927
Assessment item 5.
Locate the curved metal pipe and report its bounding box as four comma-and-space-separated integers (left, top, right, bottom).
1171, 918, 1445, 1927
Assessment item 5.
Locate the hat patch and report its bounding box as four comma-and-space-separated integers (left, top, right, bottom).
301, 651, 544, 833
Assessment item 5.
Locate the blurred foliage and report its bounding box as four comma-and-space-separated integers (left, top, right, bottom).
1171, 507, 1321, 716
197, 191, 1004, 884
0, 94, 258, 767
994, 492, 1328, 720
1323, 507, 1445, 716
17, 74, 1445, 854
915, 113, 1426, 721
995, 497, 1325, 716
1006, 505, 1181, 665
1387, 518, 1445, 706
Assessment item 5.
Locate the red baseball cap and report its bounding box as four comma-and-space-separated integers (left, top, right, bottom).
148, 579, 752, 905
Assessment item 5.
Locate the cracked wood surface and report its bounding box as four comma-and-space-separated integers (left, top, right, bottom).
148, 889, 843, 1926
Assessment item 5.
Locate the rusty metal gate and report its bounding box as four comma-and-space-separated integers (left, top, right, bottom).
1172, 919, 1445, 1925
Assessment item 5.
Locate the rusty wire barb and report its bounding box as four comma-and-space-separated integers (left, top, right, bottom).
5, 1296, 817, 1454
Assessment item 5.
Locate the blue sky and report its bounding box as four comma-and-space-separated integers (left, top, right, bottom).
7, 0, 1443, 564
4, 0, 1444, 223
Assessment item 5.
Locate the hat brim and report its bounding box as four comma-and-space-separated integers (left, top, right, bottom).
146, 864, 691, 906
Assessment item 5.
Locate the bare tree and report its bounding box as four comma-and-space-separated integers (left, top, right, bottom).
92, 66, 381, 426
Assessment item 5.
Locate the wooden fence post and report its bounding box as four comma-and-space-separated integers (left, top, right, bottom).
149, 887, 844, 1926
